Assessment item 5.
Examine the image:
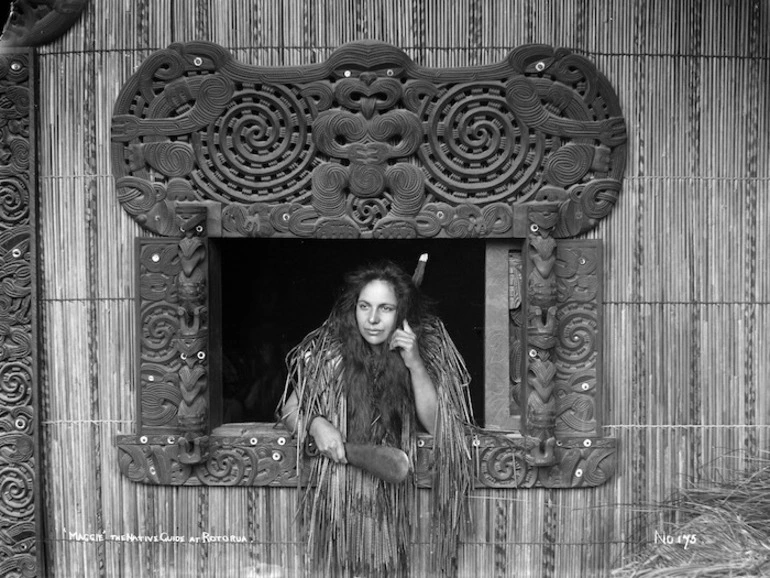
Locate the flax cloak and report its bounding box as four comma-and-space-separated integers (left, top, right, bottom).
283, 315, 475, 577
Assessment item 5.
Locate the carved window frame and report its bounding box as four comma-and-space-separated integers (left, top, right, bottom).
112, 40, 624, 488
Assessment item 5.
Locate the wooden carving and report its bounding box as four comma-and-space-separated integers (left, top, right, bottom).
523, 203, 560, 452
554, 241, 602, 438
137, 227, 212, 439
0, 0, 88, 47
111, 40, 627, 239
0, 49, 38, 576
523, 228, 605, 443
115, 41, 620, 489
117, 426, 614, 489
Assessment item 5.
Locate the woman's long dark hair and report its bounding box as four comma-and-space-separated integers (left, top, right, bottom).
327, 260, 433, 445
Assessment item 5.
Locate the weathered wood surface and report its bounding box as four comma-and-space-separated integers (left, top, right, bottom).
21, 0, 770, 576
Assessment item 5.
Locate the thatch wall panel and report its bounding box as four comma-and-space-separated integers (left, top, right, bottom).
94, 177, 141, 299
39, 178, 90, 300
760, 190, 770, 300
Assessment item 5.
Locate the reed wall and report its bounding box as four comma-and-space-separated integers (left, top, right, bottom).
35, 1, 769, 576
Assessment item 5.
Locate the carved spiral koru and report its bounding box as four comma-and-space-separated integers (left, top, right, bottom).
420, 82, 538, 204
140, 302, 181, 366
194, 84, 315, 203
0, 178, 30, 227
312, 162, 349, 217
0, 462, 34, 519
350, 197, 389, 228
0, 361, 31, 407
197, 445, 257, 485
478, 446, 528, 488
555, 304, 597, 368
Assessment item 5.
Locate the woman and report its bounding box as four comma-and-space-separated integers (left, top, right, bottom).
280, 260, 474, 577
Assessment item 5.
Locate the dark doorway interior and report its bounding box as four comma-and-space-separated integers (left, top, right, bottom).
219, 239, 486, 425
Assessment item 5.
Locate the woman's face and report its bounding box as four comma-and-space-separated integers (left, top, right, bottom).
355, 279, 398, 346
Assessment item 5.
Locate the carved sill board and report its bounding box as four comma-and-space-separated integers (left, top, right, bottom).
116, 425, 616, 489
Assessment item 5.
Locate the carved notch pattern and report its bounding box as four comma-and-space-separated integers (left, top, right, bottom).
0, 50, 37, 577
111, 40, 627, 239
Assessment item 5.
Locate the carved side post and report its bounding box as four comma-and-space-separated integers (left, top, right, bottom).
120, 205, 218, 482
174, 206, 210, 437
523, 204, 560, 463
553, 241, 602, 439
0, 48, 41, 577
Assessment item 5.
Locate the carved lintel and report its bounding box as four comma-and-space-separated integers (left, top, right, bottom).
111, 41, 627, 239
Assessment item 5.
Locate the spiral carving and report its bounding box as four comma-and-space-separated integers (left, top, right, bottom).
195, 84, 315, 203
386, 163, 424, 217
0, 178, 29, 229
0, 462, 33, 519
143, 142, 195, 177
198, 445, 255, 485
0, 363, 31, 406
348, 164, 386, 198
556, 306, 597, 366
544, 144, 594, 187
420, 83, 535, 204
311, 163, 349, 217
140, 302, 180, 365
478, 446, 528, 487
5, 138, 30, 172
351, 198, 388, 228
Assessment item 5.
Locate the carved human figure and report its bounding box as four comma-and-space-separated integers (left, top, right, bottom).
280, 260, 473, 577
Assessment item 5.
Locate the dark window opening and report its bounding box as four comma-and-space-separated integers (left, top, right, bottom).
219, 239, 486, 425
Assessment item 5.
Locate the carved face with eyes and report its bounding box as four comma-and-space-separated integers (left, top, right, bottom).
355, 280, 398, 346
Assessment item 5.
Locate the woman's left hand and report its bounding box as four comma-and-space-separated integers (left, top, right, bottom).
389, 320, 423, 370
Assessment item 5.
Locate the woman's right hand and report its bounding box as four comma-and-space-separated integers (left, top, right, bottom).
308, 417, 347, 464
